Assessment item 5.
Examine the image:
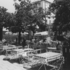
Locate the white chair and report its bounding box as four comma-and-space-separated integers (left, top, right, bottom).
23, 52, 64, 70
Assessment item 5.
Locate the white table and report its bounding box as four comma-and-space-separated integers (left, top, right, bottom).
23, 51, 64, 70
36, 52, 62, 62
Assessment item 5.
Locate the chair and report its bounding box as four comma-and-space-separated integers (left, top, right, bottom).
23, 52, 64, 70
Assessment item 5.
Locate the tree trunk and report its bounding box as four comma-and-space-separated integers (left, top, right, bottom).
18, 31, 21, 45
0, 27, 3, 41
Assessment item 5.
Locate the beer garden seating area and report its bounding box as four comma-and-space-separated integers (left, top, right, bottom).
0, 31, 64, 70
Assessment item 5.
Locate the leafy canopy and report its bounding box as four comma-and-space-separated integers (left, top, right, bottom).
50, 1, 70, 40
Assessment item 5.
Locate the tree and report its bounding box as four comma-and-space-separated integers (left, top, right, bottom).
0, 6, 16, 41
0, 7, 7, 41
13, 0, 33, 44
13, 0, 48, 44
4, 13, 16, 29
33, 7, 47, 31
49, 1, 70, 41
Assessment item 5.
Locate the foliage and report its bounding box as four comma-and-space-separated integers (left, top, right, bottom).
0, 7, 7, 40
0, 6, 17, 40
0, 6, 16, 29
11, 0, 48, 44
12, 0, 33, 44
49, 1, 70, 41
13, 0, 47, 33
4, 13, 16, 29
14, 0, 32, 32
0, 7, 7, 27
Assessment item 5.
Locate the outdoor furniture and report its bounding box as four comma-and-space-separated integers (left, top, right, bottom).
17, 46, 22, 49
36, 52, 62, 62
34, 31, 48, 36
23, 51, 64, 70
4, 48, 24, 60
47, 47, 57, 52
5, 53, 20, 60
4, 48, 35, 61
3, 45, 17, 51
34, 49, 41, 54
3, 45, 17, 56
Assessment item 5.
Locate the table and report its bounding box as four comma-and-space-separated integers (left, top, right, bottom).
23, 51, 64, 70
36, 52, 62, 62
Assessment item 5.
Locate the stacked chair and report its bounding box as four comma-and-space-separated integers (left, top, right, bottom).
22, 51, 64, 70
